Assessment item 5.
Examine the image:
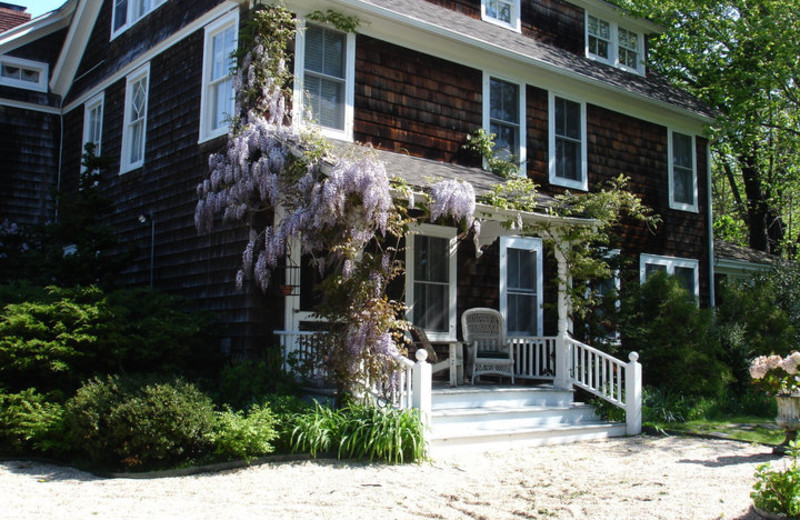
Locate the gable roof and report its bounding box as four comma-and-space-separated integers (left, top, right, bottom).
343, 0, 715, 123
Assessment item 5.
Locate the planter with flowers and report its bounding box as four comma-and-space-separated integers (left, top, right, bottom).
750, 352, 800, 453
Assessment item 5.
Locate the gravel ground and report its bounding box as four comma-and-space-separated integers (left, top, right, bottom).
1, 435, 780, 520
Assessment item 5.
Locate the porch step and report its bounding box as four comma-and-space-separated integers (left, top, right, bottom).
429, 384, 627, 450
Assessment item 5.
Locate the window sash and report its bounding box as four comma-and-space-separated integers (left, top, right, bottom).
587, 15, 610, 60
640, 254, 699, 299
670, 131, 697, 209
554, 97, 583, 182
485, 0, 514, 24
122, 67, 149, 172
489, 78, 520, 161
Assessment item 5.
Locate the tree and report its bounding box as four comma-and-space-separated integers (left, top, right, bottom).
617, 0, 800, 255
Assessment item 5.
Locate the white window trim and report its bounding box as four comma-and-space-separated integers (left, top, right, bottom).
500, 236, 543, 336
584, 12, 645, 76
120, 64, 150, 174
292, 18, 356, 142
481, 0, 521, 32
82, 92, 105, 161
405, 224, 458, 342
111, 0, 169, 41
668, 129, 699, 213
639, 253, 700, 299
199, 11, 239, 143
548, 91, 588, 191
0, 55, 48, 92
482, 72, 526, 175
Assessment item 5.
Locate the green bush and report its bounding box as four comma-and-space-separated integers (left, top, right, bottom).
0, 389, 65, 454
0, 286, 216, 394
292, 402, 426, 463
716, 266, 800, 393
210, 404, 278, 462
619, 272, 731, 398
752, 441, 800, 518
217, 357, 298, 410
62, 375, 217, 470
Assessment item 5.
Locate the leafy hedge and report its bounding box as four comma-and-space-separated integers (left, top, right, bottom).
0, 285, 217, 394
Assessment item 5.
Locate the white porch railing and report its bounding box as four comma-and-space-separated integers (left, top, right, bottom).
275, 329, 639, 437
510, 336, 557, 380
566, 336, 642, 435
275, 329, 432, 429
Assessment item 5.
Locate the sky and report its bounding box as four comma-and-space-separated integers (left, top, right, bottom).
12, 0, 67, 19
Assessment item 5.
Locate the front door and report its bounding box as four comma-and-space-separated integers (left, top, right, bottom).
500, 236, 543, 336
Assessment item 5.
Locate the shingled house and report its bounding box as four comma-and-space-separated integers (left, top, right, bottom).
1, 0, 715, 444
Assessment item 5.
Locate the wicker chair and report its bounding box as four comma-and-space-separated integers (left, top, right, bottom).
461, 308, 514, 384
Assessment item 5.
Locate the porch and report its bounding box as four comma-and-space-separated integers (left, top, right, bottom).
275, 330, 642, 450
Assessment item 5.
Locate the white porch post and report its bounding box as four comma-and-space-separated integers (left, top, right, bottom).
412, 349, 432, 429
554, 244, 572, 390
626, 352, 642, 435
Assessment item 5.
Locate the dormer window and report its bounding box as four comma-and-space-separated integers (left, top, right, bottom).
481, 0, 520, 32
586, 14, 645, 75
0, 56, 48, 92
113, 0, 168, 38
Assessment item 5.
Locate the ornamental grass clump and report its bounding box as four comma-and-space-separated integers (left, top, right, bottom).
291, 401, 426, 463
750, 352, 800, 396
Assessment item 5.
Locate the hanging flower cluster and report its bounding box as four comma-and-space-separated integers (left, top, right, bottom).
429, 179, 479, 236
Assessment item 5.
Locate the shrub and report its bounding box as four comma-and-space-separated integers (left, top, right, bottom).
752, 441, 800, 518
0, 389, 65, 454
0, 285, 216, 394
62, 375, 217, 470
619, 272, 731, 398
292, 402, 426, 463
210, 404, 278, 462
716, 268, 800, 393
217, 357, 298, 410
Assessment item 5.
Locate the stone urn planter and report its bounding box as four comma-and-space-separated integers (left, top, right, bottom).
774, 394, 800, 454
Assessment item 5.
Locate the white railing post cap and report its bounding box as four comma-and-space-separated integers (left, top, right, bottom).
628, 352, 639, 363
415, 349, 428, 362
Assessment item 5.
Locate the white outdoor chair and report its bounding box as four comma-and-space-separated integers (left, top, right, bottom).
461, 307, 514, 384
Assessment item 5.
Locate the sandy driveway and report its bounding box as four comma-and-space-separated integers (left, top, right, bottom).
1, 435, 778, 520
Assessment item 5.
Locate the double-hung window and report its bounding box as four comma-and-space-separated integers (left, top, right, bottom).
481, 0, 520, 31
0, 56, 48, 92
484, 74, 525, 171
82, 92, 104, 158
406, 225, 457, 341
121, 65, 149, 174
640, 254, 699, 299
113, 0, 167, 38
500, 237, 543, 336
669, 130, 698, 212
549, 92, 587, 190
294, 21, 355, 140
585, 14, 644, 75
200, 12, 238, 142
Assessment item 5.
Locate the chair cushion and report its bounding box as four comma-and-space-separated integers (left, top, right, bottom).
476, 352, 511, 359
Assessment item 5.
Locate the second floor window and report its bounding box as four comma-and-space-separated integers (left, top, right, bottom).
83, 93, 105, 157
121, 65, 149, 173
488, 76, 522, 165
550, 93, 587, 190
669, 130, 697, 211
200, 12, 238, 142
294, 22, 355, 140
587, 15, 611, 60
482, 0, 520, 31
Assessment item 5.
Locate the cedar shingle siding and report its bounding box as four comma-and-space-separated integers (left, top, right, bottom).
1, 0, 715, 354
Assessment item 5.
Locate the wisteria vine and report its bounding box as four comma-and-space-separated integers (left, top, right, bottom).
193, 6, 477, 399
